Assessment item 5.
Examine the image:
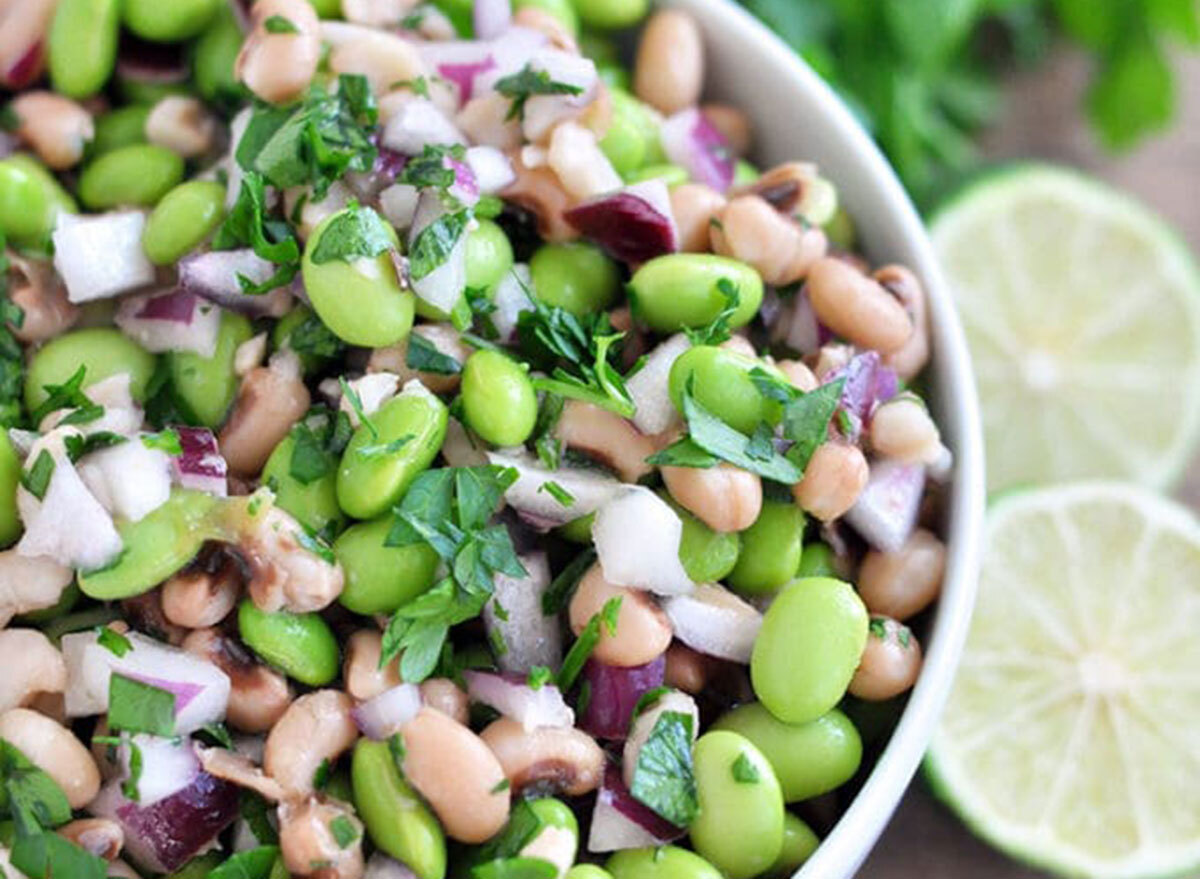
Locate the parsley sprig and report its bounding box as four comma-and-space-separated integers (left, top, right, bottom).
495, 64, 585, 121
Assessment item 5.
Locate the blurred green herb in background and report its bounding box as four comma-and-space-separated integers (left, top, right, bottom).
739, 0, 1200, 206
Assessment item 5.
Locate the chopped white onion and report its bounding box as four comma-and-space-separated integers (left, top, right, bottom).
593, 487, 694, 596
519, 50, 598, 142
52, 212, 155, 304
490, 264, 535, 342
118, 735, 201, 807
178, 249, 294, 317
663, 584, 762, 663
17, 447, 122, 571
351, 683, 422, 741
626, 334, 689, 435
408, 191, 468, 314
114, 290, 222, 357
466, 145, 515, 194
484, 552, 561, 674
463, 670, 574, 731
379, 183, 421, 230
382, 98, 466, 155
486, 449, 624, 527
844, 460, 927, 553
339, 372, 401, 428
473, 0, 511, 40
77, 438, 173, 523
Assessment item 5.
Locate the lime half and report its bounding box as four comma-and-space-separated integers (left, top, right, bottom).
931, 166, 1200, 492
928, 483, 1200, 879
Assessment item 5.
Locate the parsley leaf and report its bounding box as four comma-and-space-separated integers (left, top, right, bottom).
537, 480, 574, 507
629, 710, 699, 827
295, 526, 337, 564
107, 675, 176, 737
263, 14, 299, 33
122, 738, 144, 801
495, 64, 585, 121
527, 666, 552, 690
398, 144, 466, 192
684, 278, 740, 346
0, 738, 73, 835
10, 831, 108, 879
96, 627, 132, 657
212, 171, 300, 293
29, 365, 97, 426
285, 309, 345, 361
240, 792, 279, 846
781, 378, 845, 470
556, 596, 621, 692
406, 333, 463, 375
329, 815, 359, 849
63, 431, 126, 462
731, 752, 761, 783
20, 450, 55, 500
541, 548, 595, 616
410, 210, 471, 280
285, 408, 352, 485
309, 205, 396, 265
142, 428, 183, 456
207, 845, 281, 879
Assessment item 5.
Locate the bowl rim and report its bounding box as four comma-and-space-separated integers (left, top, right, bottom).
666, 2, 988, 875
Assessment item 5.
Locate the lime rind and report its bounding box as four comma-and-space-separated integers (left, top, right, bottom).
927, 482, 1200, 879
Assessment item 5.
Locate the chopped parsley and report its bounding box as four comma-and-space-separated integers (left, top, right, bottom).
541, 548, 595, 616
207, 845, 281, 879
684, 278, 740, 346
556, 596, 621, 692
731, 752, 761, 784
339, 377, 378, 439
64, 431, 126, 462
96, 627, 132, 657
398, 144, 466, 192
387, 733, 406, 771
495, 64, 585, 121
295, 526, 337, 564
263, 14, 299, 33
490, 778, 511, 794
29, 365, 101, 426
142, 428, 183, 456
211, 171, 301, 294
406, 333, 463, 375
285, 408, 353, 485
199, 722, 235, 750
0, 738, 73, 836
285, 310, 345, 361
329, 815, 359, 849
409, 209, 471, 280
0, 236, 24, 427
526, 666, 552, 690
629, 710, 699, 827
106, 675, 176, 737
121, 739, 143, 801
20, 450, 54, 500
537, 480, 574, 507
241, 792, 279, 845
309, 205, 396, 265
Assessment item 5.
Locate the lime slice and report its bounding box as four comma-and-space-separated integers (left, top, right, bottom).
927, 483, 1200, 879
931, 165, 1200, 492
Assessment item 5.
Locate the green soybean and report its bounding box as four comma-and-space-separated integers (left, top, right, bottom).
596, 63, 632, 92
78, 145, 184, 210
303, 209, 415, 348
123, 0, 219, 42
0, 155, 77, 247
48, 0, 120, 98
573, 0, 648, 29
167, 311, 253, 428
689, 731, 784, 879
600, 104, 648, 177
25, 328, 156, 412
796, 541, 838, 578
237, 600, 339, 686
352, 740, 446, 879
566, 868, 614, 879
768, 814, 820, 876
728, 500, 805, 595
261, 435, 345, 539
826, 207, 857, 251
733, 160, 760, 186
713, 703, 862, 802
0, 431, 22, 548
430, 0, 472, 34
514, 0, 579, 34
661, 493, 740, 583
465, 219, 515, 293
78, 490, 219, 600
606, 846, 722, 879
667, 345, 779, 435
610, 90, 665, 166
193, 5, 244, 102
91, 106, 150, 157
555, 513, 595, 545
630, 255, 764, 333
751, 577, 869, 724
530, 242, 621, 316
460, 349, 537, 447
142, 181, 226, 266
164, 853, 223, 879
306, 0, 343, 17
335, 516, 440, 616
624, 163, 688, 186
337, 389, 449, 520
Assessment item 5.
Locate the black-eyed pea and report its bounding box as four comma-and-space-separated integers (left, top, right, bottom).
869, 394, 943, 464
419, 678, 469, 726
264, 690, 358, 797
10, 91, 93, 170
701, 103, 752, 156
161, 554, 242, 629
343, 630, 402, 701
875, 264, 930, 380
807, 257, 913, 354
0, 628, 66, 714
849, 616, 922, 701
669, 183, 726, 253
664, 643, 713, 695
278, 796, 365, 879
182, 628, 293, 734
711, 195, 828, 287
554, 400, 656, 483
479, 717, 605, 797
145, 96, 217, 158
568, 565, 672, 668
219, 355, 312, 477
56, 819, 122, 861
6, 254, 78, 343
857, 528, 947, 621
776, 358, 819, 392
662, 462, 763, 534
792, 442, 869, 522
634, 9, 704, 115
236, 0, 321, 104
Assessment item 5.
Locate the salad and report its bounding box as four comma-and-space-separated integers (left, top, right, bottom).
0, 1, 952, 878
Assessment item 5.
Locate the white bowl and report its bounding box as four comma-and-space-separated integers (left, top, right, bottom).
667, 2, 988, 875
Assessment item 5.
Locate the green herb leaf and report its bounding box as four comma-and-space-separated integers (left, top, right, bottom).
30, 365, 98, 426
199, 722, 235, 749
556, 596, 622, 692
526, 666, 552, 690
0, 738, 73, 835
387, 733, 406, 770
537, 480, 574, 507
240, 792, 279, 845
541, 548, 596, 616
294, 527, 337, 564
684, 278, 740, 346
629, 710, 699, 827
731, 752, 761, 784
142, 428, 183, 456
207, 845, 281, 879
631, 686, 673, 719
339, 377, 378, 439
263, 14, 299, 33
310, 205, 396, 265
678, 383, 803, 484
285, 310, 345, 360
398, 144, 465, 192
212, 171, 300, 293
495, 64, 585, 121
64, 431, 127, 462
107, 675, 176, 737
781, 379, 845, 471
121, 739, 143, 801
96, 627, 132, 657
20, 450, 55, 501
329, 815, 360, 849
10, 831, 108, 879
406, 333, 463, 375
409, 210, 471, 280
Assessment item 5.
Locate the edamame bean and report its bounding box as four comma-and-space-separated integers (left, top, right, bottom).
25, 328, 157, 412
606, 846, 722, 879
597, 64, 632, 91
91, 106, 150, 156
713, 703, 862, 802
431, 0, 472, 34
661, 492, 740, 583
164, 853, 223, 879
334, 516, 440, 615
123, 0, 219, 42
689, 731, 784, 879
624, 164, 688, 186
142, 181, 226, 266
826, 207, 857, 251
515, 0, 579, 34
630, 255, 763, 333
733, 160, 760, 186
337, 387, 449, 520
262, 435, 346, 539
167, 311, 253, 428
0, 155, 77, 247
237, 599, 339, 686
530, 242, 620, 316
555, 512, 594, 545
305, 0, 342, 16
77, 144, 184, 210
48, 0, 120, 98
768, 814, 820, 876
600, 98, 649, 177
728, 500, 805, 595
750, 577, 868, 724
466, 219, 515, 294
610, 90, 666, 166
796, 541, 837, 578
566, 868, 614, 879
78, 490, 220, 599
0, 431, 22, 548
667, 345, 780, 435
573, 0, 648, 29
352, 739, 446, 879
460, 350, 537, 447
193, 5, 244, 102
302, 209, 414, 348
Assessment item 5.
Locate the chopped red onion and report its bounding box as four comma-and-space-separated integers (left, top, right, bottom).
484, 552, 561, 675
117, 735, 200, 807
77, 438, 173, 523
351, 683, 422, 741
578, 656, 666, 740
587, 762, 685, 853
592, 487, 694, 596
486, 449, 624, 528
178, 249, 294, 317
622, 691, 699, 791
463, 670, 574, 731
16, 451, 121, 571
4, 42, 44, 90
473, 0, 511, 40
116, 32, 188, 84
466, 146, 515, 194
844, 460, 926, 553
381, 98, 466, 155
660, 108, 735, 193
172, 427, 228, 497
447, 155, 480, 207
779, 286, 831, 355
439, 56, 497, 104
89, 769, 239, 873
115, 290, 222, 357
564, 180, 678, 265
626, 333, 689, 435
52, 212, 156, 304
663, 584, 762, 664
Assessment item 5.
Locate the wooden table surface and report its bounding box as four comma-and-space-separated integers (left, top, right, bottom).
859, 48, 1200, 879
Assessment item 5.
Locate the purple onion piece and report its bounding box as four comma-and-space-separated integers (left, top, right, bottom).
825, 351, 898, 423
438, 57, 497, 104
844, 460, 926, 553
564, 187, 679, 265
172, 427, 228, 497
661, 108, 735, 193
134, 289, 198, 322
178, 249, 293, 318
588, 762, 685, 852
578, 657, 666, 740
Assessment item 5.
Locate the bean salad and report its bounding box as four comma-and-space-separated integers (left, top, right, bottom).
0, 0, 952, 878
